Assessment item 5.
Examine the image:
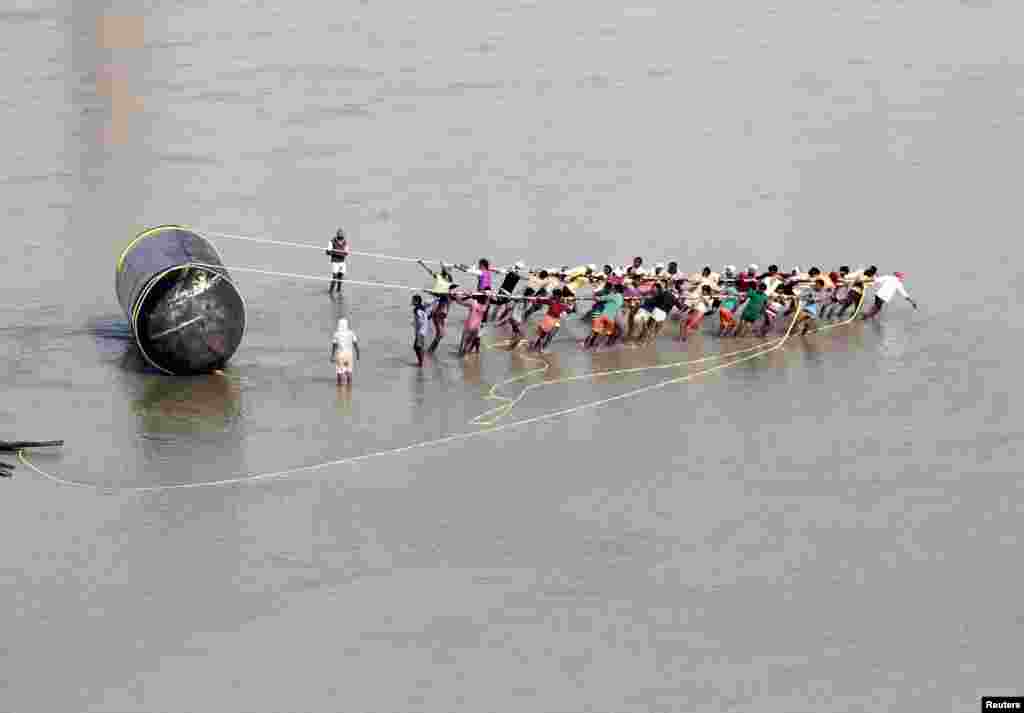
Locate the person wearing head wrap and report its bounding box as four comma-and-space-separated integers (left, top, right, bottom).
330, 318, 360, 385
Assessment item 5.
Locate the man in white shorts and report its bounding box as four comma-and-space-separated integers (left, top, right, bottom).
326, 228, 348, 295
635, 282, 674, 343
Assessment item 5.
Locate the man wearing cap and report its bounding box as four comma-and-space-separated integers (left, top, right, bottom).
863, 272, 917, 320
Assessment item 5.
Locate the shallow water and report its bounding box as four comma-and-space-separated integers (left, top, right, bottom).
2, 1, 1023, 711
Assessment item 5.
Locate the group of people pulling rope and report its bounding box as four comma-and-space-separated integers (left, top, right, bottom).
322, 228, 918, 381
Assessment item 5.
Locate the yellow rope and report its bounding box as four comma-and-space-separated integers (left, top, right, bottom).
471, 291, 866, 426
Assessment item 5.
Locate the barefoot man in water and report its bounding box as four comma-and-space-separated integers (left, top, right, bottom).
330, 318, 360, 385
326, 228, 348, 295
863, 271, 918, 320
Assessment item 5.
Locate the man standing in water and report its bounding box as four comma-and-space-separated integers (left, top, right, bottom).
330, 318, 360, 385
326, 229, 348, 295
863, 271, 918, 320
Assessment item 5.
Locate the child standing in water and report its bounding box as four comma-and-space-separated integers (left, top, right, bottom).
330, 318, 360, 385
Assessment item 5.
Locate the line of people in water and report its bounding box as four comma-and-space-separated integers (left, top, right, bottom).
403, 257, 917, 365
329, 245, 918, 380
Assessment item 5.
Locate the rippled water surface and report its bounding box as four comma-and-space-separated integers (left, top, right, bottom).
2, 1, 1022, 711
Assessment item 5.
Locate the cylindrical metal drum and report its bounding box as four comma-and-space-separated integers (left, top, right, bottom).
115, 225, 246, 375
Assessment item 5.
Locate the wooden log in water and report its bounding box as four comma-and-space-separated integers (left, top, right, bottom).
0, 440, 64, 452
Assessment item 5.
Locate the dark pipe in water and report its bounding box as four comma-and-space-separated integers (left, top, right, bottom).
115, 226, 246, 375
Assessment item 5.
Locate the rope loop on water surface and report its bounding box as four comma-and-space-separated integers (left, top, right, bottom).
471, 288, 867, 426
18, 281, 866, 493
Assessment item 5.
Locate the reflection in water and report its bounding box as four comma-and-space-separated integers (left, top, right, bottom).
335, 385, 353, 412
460, 354, 483, 386
132, 373, 243, 435
410, 368, 429, 408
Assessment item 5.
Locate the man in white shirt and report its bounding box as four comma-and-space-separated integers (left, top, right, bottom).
863, 272, 918, 320
330, 318, 360, 385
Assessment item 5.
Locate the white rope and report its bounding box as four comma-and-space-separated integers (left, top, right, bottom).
193, 262, 423, 292
16, 338, 787, 493
199, 230, 425, 264
16, 293, 868, 494
189, 262, 600, 302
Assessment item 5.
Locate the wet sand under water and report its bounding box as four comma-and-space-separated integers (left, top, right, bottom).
2, 0, 1023, 711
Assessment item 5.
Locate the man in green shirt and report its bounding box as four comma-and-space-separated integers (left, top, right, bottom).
733, 282, 769, 338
